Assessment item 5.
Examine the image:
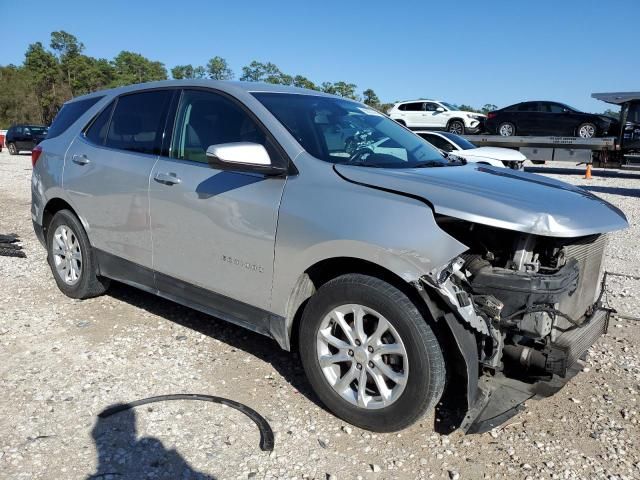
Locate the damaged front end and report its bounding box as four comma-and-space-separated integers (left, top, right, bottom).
420, 217, 612, 434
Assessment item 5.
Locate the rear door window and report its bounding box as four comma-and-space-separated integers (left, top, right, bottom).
547, 103, 567, 113
517, 102, 538, 112
46, 96, 103, 139
105, 90, 173, 155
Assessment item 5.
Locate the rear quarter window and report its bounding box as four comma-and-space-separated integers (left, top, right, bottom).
84, 101, 115, 146
46, 96, 103, 139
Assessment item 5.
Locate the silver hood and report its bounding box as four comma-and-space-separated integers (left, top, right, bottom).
334, 163, 628, 238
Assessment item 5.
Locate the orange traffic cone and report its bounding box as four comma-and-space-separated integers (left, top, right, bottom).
585, 164, 592, 180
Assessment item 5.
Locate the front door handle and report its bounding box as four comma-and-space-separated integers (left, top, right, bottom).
72, 154, 90, 165
154, 171, 182, 185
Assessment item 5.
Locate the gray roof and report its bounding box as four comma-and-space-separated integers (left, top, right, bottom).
67, 79, 336, 104
592, 91, 640, 105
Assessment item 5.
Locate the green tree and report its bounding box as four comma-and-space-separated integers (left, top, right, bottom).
76, 56, 111, 94
50, 30, 84, 58
240, 61, 289, 83
0, 65, 41, 128
171, 64, 206, 79
377, 103, 394, 115
363, 88, 380, 107
206, 56, 233, 80
457, 104, 480, 113
49, 31, 87, 96
481, 103, 498, 114
24, 42, 66, 123
321, 82, 336, 95
601, 108, 620, 119
111, 51, 167, 86
292, 75, 317, 90
332, 81, 358, 100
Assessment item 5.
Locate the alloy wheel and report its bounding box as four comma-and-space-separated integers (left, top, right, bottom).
448, 122, 464, 135
51, 224, 83, 285
499, 123, 514, 136
578, 124, 595, 138
316, 304, 408, 409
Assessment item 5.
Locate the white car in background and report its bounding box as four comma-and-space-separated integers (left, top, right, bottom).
417, 131, 526, 169
388, 100, 486, 134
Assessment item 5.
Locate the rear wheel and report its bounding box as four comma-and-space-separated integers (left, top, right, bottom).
577, 123, 596, 138
448, 120, 465, 135
299, 274, 445, 432
47, 209, 110, 299
7, 143, 17, 155
498, 122, 515, 136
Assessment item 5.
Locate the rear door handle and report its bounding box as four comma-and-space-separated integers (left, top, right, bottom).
72, 154, 90, 165
154, 171, 182, 185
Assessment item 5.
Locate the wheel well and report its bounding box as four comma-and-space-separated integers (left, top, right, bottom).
447, 118, 465, 127
42, 198, 76, 240
288, 257, 432, 351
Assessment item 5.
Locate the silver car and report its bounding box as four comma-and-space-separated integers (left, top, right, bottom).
31, 80, 628, 433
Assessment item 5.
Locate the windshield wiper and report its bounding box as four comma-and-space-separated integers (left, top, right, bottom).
347, 162, 382, 168
412, 160, 449, 168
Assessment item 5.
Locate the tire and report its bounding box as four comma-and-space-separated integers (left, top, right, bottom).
7, 143, 17, 155
447, 120, 465, 135
498, 122, 515, 136
46, 209, 110, 299
395, 119, 406, 127
299, 274, 445, 432
577, 122, 596, 138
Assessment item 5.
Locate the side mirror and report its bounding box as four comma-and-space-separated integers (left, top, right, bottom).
436, 107, 445, 113
206, 142, 287, 176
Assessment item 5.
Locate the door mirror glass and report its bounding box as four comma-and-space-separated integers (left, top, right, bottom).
206, 142, 286, 175
435, 107, 445, 113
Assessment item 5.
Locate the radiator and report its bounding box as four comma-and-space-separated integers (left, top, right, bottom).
558, 234, 607, 322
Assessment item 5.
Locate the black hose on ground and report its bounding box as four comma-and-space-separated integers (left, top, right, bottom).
98, 394, 274, 452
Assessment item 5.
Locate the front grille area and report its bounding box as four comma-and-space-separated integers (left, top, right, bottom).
546, 308, 609, 376
557, 234, 607, 322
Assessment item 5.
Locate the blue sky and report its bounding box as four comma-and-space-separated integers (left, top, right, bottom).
1, 0, 638, 112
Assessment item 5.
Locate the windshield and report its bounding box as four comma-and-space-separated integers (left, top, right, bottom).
440, 102, 458, 111
253, 93, 448, 168
26, 126, 48, 135
627, 103, 640, 123
438, 132, 476, 150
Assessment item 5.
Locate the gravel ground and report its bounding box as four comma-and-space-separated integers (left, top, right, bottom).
1, 151, 639, 480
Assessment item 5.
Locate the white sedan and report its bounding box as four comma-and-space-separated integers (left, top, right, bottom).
416, 131, 526, 169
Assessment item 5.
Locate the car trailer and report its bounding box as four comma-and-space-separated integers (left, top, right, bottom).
460, 91, 640, 171
460, 135, 616, 165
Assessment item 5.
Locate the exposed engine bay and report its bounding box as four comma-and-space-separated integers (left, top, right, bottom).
421, 216, 610, 433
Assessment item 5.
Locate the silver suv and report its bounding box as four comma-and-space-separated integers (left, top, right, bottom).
32, 80, 628, 433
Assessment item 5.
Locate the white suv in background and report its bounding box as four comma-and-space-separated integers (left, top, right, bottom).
388, 100, 486, 134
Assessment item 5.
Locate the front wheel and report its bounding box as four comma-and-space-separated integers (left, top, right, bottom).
577, 123, 596, 138
7, 143, 17, 155
448, 120, 465, 135
299, 274, 445, 432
